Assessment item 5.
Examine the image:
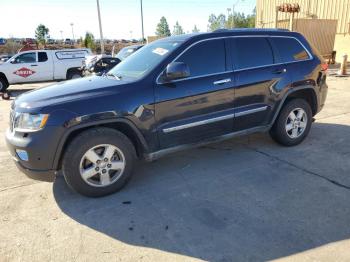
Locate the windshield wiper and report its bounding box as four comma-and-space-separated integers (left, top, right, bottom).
106, 72, 122, 80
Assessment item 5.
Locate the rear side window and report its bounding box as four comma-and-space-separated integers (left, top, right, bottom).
38, 52, 48, 62
175, 39, 226, 77
231, 37, 274, 70
272, 37, 310, 62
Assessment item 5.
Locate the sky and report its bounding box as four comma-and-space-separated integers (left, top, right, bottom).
0, 0, 256, 40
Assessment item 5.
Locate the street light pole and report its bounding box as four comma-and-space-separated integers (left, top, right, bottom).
140, 0, 145, 43
227, 8, 231, 29
96, 0, 105, 54
70, 23, 75, 41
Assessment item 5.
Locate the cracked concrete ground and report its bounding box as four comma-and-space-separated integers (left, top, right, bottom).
0, 76, 350, 262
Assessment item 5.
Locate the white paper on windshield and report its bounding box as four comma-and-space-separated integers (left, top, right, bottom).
152, 48, 169, 56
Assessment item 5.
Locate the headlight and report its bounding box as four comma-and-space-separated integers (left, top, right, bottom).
13, 113, 49, 132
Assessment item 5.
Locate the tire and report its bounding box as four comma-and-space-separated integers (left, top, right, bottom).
0, 77, 9, 92
67, 69, 82, 80
270, 98, 312, 146
62, 127, 136, 197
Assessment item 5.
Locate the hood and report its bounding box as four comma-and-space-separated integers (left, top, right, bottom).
14, 76, 130, 111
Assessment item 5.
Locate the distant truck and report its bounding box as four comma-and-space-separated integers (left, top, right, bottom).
0, 48, 91, 91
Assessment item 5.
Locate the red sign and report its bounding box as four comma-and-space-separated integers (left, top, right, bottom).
13, 67, 36, 78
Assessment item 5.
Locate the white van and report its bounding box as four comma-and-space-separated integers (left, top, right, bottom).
0, 48, 91, 91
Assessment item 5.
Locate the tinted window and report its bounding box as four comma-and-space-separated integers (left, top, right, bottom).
175, 39, 226, 77
14, 52, 36, 63
38, 52, 48, 62
273, 37, 310, 62
232, 37, 273, 69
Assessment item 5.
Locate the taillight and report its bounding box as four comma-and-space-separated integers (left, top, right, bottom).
321, 63, 328, 71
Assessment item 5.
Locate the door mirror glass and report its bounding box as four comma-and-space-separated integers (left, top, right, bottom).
165, 62, 190, 81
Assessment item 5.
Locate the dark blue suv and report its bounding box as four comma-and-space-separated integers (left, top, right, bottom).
6, 29, 328, 197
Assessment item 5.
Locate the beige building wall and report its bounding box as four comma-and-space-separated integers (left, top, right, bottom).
256, 0, 350, 62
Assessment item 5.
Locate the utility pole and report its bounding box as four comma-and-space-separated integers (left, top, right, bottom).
96, 0, 105, 54
140, 0, 145, 43
60, 30, 63, 40
70, 23, 75, 42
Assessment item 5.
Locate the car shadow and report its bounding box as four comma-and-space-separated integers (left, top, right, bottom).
53, 122, 350, 261
4, 88, 34, 99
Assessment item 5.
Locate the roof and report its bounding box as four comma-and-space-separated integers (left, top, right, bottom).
157, 28, 296, 43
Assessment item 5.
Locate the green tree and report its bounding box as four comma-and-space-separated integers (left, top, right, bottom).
207, 14, 226, 31
192, 25, 200, 33
155, 16, 171, 37
83, 32, 96, 50
173, 21, 184, 35
35, 24, 49, 44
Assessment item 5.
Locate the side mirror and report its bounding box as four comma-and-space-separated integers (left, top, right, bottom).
165, 62, 190, 81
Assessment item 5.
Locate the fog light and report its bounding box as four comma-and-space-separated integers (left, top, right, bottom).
16, 149, 28, 161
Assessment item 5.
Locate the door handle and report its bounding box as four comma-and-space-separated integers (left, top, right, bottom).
31, 64, 38, 67
272, 68, 287, 74
213, 78, 231, 85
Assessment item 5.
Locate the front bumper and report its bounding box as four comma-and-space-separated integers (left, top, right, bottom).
5, 127, 61, 182
12, 159, 56, 182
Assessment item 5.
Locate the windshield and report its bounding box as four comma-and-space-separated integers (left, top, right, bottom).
109, 41, 181, 80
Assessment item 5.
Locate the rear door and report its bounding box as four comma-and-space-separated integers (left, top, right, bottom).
229, 36, 291, 131
35, 51, 54, 81
155, 38, 235, 148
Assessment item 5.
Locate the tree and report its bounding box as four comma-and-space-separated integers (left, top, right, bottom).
173, 21, 184, 35
192, 25, 200, 33
83, 32, 96, 50
155, 16, 171, 37
35, 24, 49, 45
207, 14, 226, 31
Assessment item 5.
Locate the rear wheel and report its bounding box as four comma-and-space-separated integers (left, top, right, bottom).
270, 98, 312, 146
62, 127, 136, 197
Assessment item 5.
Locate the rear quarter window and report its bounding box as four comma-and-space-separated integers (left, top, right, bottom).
231, 37, 274, 70
272, 37, 310, 63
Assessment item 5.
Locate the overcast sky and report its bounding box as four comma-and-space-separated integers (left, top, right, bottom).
1, 0, 256, 39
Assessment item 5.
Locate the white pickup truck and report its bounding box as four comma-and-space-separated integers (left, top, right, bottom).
0, 49, 91, 91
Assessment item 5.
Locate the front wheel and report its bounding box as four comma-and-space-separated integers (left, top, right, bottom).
270, 98, 312, 146
62, 127, 136, 197
0, 77, 9, 92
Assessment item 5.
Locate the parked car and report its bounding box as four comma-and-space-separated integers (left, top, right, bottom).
0, 38, 6, 45
5, 29, 328, 197
81, 45, 143, 76
0, 48, 91, 91
0, 54, 13, 63
115, 44, 143, 61
64, 38, 74, 45
82, 54, 121, 76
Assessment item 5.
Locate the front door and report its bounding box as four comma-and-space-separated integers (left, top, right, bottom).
155, 38, 235, 148
6, 52, 41, 84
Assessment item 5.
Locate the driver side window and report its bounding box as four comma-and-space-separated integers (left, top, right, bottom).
175, 39, 226, 78
14, 52, 36, 64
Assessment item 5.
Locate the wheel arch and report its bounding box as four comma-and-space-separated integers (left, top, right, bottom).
0, 72, 9, 87
271, 86, 318, 126
66, 67, 82, 79
53, 118, 149, 170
